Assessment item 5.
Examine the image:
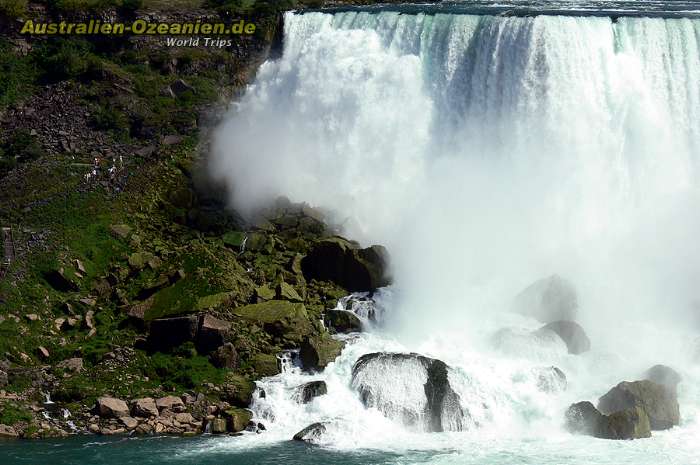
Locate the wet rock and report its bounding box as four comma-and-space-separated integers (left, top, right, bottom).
293, 422, 327, 443
96, 397, 130, 418
513, 275, 578, 323
210, 343, 239, 369
250, 353, 280, 377
325, 309, 362, 333
301, 237, 391, 292
534, 366, 567, 392
644, 365, 681, 393
156, 396, 185, 413
300, 335, 344, 372
132, 398, 159, 418
537, 321, 590, 354
296, 380, 327, 404
209, 418, 227, 434
233, 300, 316, 344
598, 380, 679, 430
351, 352, 467, 432
223, 408, 252, 433
566, 401, 651, 440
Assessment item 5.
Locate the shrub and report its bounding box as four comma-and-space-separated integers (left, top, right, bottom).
34, 38, 94, 82
3, 129, 44, 163
0, 0, 28, 17
90, 104, 128, 134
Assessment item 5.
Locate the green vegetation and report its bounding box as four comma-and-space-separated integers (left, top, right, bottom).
0, 0, 27, 17
0, 403, 33, 426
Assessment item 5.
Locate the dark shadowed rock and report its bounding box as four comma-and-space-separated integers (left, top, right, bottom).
325, 309, 363, 333
513, 275, 577, 323
300, 335, 345, 372
537, 321, 590, 354
565, 401, 651, 440
644, 365, 681, 393
293, 422, 327, 443
210, 343, 239, 369
296, 381, 328, 404
147, 315, 199, 352
351, 352, 467, 432
301, 237, 390, 292
598, 380, 679, 430
196, 314, 231, 353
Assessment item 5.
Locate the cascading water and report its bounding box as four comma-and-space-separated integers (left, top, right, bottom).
210, 8, 700, 463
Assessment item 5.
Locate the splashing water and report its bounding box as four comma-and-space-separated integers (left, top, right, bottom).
209, 9, 700, 463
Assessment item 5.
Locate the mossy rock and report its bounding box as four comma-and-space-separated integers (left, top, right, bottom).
250, 353, 279, 377
300, 335, 345, 372
223, 374, 255, 407
254, 284, 275, 302
223, 407, 252, 433
196, 292, 233, 310
276, 282, 302, 302
232, 300, 316, 344
222, 231, 246, 249
128, 252, 154, 270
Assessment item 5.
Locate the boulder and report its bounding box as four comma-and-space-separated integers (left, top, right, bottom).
301, 237, 391, 292
0, 424, 18, 439
170, 79, 196, 97
210, 343, 239, 369
254, 284, 275, 302
533, 366, 567, 392
276, 282, 303, 302
598, 380, 679, 430
44, 267, 80, 292
96, 397, 130, 418
120, 416, 139, 430
233, 300, 316, 344
250, 353, 280, 377
296, 381, 328, 404
537, 321, 590, 354
196, 314, 231, 353
223, 408, 252, 433
300, 335, 344, 372
132, 398, 159, 418
156, 395, 185, 413
513, 275, 577, 323
351, 352, 467, 432
222, 374, 255, 408
293, 422, 327, 443
325, 309, 363, 333
644, 365, 681, 393
565, 401, 651, 440
147, 315, 199, 352
209, 418, 227, 434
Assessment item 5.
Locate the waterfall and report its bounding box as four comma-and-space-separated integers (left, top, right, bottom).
214, 8, 700, 452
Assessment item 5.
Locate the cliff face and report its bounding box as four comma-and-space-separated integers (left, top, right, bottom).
0, 1, 385, 439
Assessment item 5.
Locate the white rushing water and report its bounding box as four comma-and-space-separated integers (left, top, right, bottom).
210, 10, 700, 463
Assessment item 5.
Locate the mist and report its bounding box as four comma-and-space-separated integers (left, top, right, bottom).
209, 11, 700, 377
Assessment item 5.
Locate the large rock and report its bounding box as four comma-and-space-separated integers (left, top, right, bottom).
351, 353, 467, 432
233, 300, 316, 344
222, 374, 255, 408
96, 397, 130, 418
156, 395, 185, 413
293, 422, 327, 443
296, 381, 328, 404
565, 401, 651, 439
513, 275, 577, 323
147, 313, 231, 353
0, 424, 18, 439
598, 380, 679, 430
325, 309, 363, 333
537, 321, 590, 354
533, 366, 567, 393
147, 315, 199, 352
644, 365, 681, 393
223, 408, 252, 433
210, 343, 239, 369
300, 335, 344, 372
196, 314, 231, 353
301, 237, 390, 292
251, 353, 280, 377
132, 398, 159, 418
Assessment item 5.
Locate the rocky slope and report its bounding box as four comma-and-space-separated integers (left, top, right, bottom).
0, 0, 390, 439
